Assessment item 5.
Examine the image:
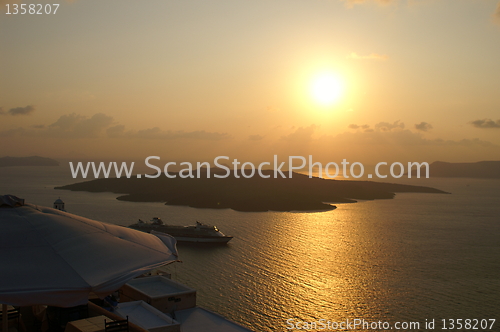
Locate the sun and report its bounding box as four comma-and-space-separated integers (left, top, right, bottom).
310, 73, 343, 106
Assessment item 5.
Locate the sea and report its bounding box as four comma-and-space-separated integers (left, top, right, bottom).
1, 165, 499, 332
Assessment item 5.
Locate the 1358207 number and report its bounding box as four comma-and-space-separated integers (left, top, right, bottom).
5, 4, 60, 14
441, 319, 496, 330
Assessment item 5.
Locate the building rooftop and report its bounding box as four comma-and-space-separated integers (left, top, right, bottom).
174, 307, 253, 332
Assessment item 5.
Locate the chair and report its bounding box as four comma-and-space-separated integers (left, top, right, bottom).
0, 307, 21, 332
105, 316, 129, 332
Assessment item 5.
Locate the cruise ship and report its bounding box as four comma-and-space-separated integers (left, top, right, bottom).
129, 218, 233, 243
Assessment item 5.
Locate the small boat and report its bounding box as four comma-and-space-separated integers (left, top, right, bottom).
129, 218, 233, 243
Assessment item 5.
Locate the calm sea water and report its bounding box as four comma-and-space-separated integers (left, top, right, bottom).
1, 165, 499, 331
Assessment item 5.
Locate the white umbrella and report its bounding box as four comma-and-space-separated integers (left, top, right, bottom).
0, 194, 178, 327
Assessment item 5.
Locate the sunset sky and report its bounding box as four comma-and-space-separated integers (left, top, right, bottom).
1, 0, 500, 165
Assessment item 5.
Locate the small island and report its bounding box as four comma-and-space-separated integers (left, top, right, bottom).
0, 156, 59, 167
56, 170, 449, 212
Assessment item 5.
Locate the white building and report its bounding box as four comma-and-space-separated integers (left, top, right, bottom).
53, 198, 65, 211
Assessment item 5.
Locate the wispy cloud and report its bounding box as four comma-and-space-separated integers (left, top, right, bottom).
341, 0, 396, 9
248, 134, 264, 141
0, 112, 230, 141
0, 105, 36, 116
347, 52, 389, 61
0, 127, 25, 138
280, 125, 317, 143
334, 128, 497, 148
47, 113, 113, 138
106, 125, 126, 138
375, 120, 404, 131
136, 128, 228, 140
494, 2, 500, 24
354, 121, 437, 133
470, 119, 500, 129
107, 125, 229, 140
415, 122, 433, 132
349, 124, 371, 132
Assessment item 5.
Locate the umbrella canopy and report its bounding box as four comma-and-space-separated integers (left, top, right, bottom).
0, 195, 179, 307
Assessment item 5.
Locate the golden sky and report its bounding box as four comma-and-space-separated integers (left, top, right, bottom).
1, 0, 500, 165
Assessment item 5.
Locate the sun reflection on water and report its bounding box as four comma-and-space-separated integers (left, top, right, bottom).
253, 207, 389, 326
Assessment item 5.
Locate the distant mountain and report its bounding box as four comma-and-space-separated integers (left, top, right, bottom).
56, 171, 448, 212
416, 161, 500, 178
0, 156, 59, 167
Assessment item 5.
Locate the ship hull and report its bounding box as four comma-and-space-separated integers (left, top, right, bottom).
174, 236, 233, 243
129, 224, 233, 243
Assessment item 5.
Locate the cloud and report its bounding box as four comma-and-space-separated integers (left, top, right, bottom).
0, 113, 231, 148
375, 120, 405, 131
0, 111, 230, 141
415, 122, 433, 132
0, 113, 113, 139
47, 113, 114, 138
349, 124, 371, 130
341, 0, 395, 8
106, 125, 126, 138
2, 105, 36, 116
107, 125, 229, 140
133, 128, 229, 140
281, 125, 317, 143
470, 119, 500, 129
347, 52, 389, 61
494, 2, 500, 24
0, 127, 25, 137
446, 138, 498, 148
333, 120, 498, 149
332, 128, 498, 148
248, 134, 264, 141
48, 113, 85, 128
